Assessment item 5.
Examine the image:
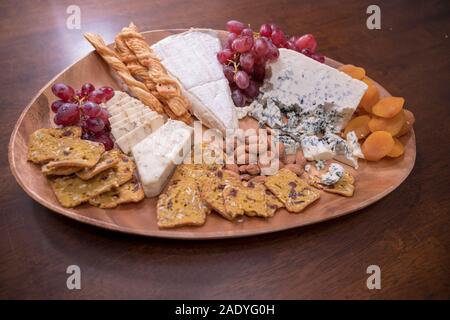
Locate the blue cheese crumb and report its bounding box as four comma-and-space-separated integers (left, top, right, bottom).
321, 163, 344, 185
315, 160, 326, 171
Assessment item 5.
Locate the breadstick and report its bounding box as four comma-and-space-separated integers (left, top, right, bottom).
83, 32, 165, 114
118, 23, 192, 124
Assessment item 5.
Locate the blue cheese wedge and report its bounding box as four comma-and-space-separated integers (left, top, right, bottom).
300, 135, 334, 161
264, 48, 367, 132
132, 120, 193, 197
152, 29, 238, 132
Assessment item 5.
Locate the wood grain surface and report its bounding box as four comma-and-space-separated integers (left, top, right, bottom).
0, 0, 449, 299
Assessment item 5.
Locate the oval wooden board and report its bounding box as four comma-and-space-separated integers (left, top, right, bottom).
8, 29, 416, 239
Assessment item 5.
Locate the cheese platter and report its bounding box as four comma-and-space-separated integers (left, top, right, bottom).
8, 23, 416, 239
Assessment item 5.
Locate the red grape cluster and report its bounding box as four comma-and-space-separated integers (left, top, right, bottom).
217, 20, 324, 107
50, 82, 115, 150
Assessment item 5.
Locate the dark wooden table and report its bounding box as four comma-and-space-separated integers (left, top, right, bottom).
1, 0, 449, 299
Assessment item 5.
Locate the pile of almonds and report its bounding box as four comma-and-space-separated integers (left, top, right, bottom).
221, 129, 306, 183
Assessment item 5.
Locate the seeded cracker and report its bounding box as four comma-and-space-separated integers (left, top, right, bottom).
76, 150, 120, 180
157, 179, 208, 228
50, 170, 120, 208
265, 168, 320, 213
89, 178, 145, 208
28, 129, 104, 167
309, 171, 355, 197
42, 166, 83, 176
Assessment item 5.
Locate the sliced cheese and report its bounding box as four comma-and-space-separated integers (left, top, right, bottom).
115, 121, 154, 154
111, 113, 164, 141
109, 107, 152, 125
132, 120, 193, 197
152, 29, 238, 133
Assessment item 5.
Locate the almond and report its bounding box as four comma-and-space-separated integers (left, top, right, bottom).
295, 149, 306, 167
240, 174, 252, 181
224, 164, 239, 174
249, 175, 267, 184
246, 164, 261, 175
284, 163, 304, 176
285, 154, 296, 164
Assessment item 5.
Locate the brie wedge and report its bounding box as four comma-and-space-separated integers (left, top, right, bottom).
152, 29, 238, 133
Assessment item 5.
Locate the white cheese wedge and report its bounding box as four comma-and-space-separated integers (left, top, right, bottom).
109, 101, 144, 116
152, 29, 238, 133
111, 113, 164, 141
132, 120, 193, 197
264, 48, 368, 132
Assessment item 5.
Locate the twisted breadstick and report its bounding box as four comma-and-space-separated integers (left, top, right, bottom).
118, 23, 192, 123
114, 33, 158, 94
84, 32, 165, 114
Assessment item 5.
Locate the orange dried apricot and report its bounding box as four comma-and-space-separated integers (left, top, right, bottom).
338, 64, 366, 80
368, 111, 405, 136
372, 97, 405, 118
387, 138, 405, 158
359, 78, 380, 113
362, 131, 395, 161
396, 109, 415, 137
344, 115, 371, 139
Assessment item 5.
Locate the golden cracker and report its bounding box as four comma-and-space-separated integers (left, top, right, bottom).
50, 169, 119, 208
76, 150, 120, 180
265, 168, 320, 213
157, 179, 208, 228
89, 178, 145, 208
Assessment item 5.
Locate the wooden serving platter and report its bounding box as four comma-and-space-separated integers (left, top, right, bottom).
8, 29, 416, 239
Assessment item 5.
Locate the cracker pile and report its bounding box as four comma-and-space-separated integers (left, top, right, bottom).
27, 127, 144, 208
156, 163, 320, 228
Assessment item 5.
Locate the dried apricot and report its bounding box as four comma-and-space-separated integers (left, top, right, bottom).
344, 115, 371, 139
396, 109, 415, 137
372, 97, 404, 118
359, 78, 380, 113
362, 131, 395, 161
338, 64, 366, 80
387, 138, 405, 158
368, 111, 405, 136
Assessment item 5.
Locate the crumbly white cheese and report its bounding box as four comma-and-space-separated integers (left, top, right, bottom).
321, 163, 344, 185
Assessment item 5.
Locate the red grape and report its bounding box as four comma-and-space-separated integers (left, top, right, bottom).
81, 131, 95, 141
97, 108, 110, 122
289, 36, 299, 43
95, 132, 114, 150
231, 36, 254, 53
253, 37, 269, 58
81, 101, 101, 118
259, 23, 272, 37
239, 52, 254, 73
223, 65, 235, 83
54, 103, 80, 126
234, 70, 250, 89
51, 100, 64, 113
295, 34, 317, 53
226, 32, 238, 49
217, 48, 234, 64
271, 29, 286, 47
85, 118, 105, 133
81, 83, 95, 96
87, 89, 105, 104
266, 42, 280, 60
253, 63, 266, 82
226, 20, 246, 35
231, 89, 246, 107
51, 83, 75, 102
286, 41, 296, 50
243, 80, 260, 98
311, 53, 325, 63
241, 28, 253, 37
99, 86, 114, 101
301, 48, 312, 57
270, 23, 280, 32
